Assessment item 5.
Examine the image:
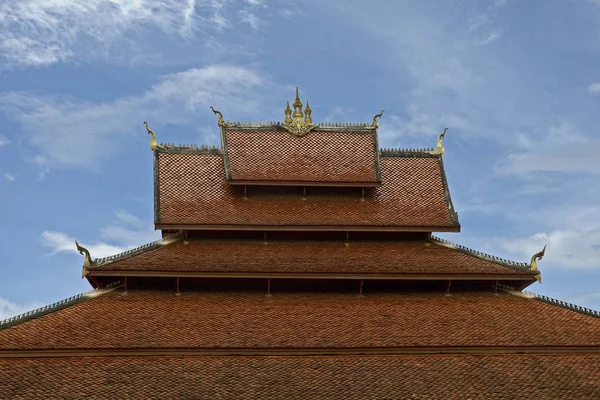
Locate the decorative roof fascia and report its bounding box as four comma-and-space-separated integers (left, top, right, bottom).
90, 232, 184, 268
438, 157, 460, 226
156, 145, 221, 154
499, 284, 599, 318
430, 236, 531, 273
221, 122, 375, 132
0, 280, 122, 330
380, 149, 438, 157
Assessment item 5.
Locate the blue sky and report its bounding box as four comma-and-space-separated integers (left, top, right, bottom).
1, 0, 600, 318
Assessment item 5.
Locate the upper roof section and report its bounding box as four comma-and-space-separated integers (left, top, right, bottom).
154, 150, 459, 231
218, 88, 381, 187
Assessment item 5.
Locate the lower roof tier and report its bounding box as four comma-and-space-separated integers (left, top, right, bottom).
1, 288, 598, 350
155, 151, 459, 231
85, 236, 538, 284
2, 354, 598, 399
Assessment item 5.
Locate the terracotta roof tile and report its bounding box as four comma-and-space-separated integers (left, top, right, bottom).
89, 238, 533, 276
222, 128, 379, 184
156, 152, 459, 229
1, 354, 599, 399
1, 290, 598, 350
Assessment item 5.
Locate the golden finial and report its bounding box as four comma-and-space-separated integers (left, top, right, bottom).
284, 101, 292, 124
144, 121, 163, 151
210, 106, 227, 127
429, 128, 447, 155
304, 101, 313, 124
530, 245, 546, 283
282, 87, 316, 137
371, 110, 384, 129
75, 241, 95, 268
292, 86, 304, 120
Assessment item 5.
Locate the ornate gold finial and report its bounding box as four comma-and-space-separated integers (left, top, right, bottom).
284, 101, 292, 124
282, 87, 317, 137
429, 128, 447, 155
304, 101, 313, 124
144, 121, 163, 151
210, 106, 227, 127
75, 241, 95, 268
530, 245, 546, 283
371, 110, 384, 129
292, 86, 304, 120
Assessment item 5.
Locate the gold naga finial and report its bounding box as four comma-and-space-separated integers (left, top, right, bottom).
429, 127, 448, 155
75, 241, 95, 268
530, 245, 546, 283
282, 87, 317, 137
371, 110, 384, 129
209, 106, 227, 127
144, 121, 164, 151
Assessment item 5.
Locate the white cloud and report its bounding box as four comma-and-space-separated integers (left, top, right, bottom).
239, 10, 261, 30
0, 0, 238, 67
0, 298, 44, 320
4, 172, 15, 182
0, 64, 268, 169
588, 83, 600, 94
0, 135, 9, 147
496, 229, 600, 269
41, 211, 161, 260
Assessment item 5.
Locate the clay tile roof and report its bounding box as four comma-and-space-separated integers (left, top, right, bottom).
1, 290, 598, 350
221, 127, 380, 186
155, 152, 460, 230
87, 237, 535, 277
1, 354, 599, 399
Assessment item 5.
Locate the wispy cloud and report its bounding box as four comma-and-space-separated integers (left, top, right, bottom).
0, 0, 253, 68
3, 172, 15, 182
588, 83, 600, 94
0, 298, 44, 320
496, 229, 600, 269
0, 135, 9, 147
41, 211, 160, 259
0, 64, 268, 169
239, 10, 261, 30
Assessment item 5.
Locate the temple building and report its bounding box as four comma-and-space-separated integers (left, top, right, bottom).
1, 88, 598, 399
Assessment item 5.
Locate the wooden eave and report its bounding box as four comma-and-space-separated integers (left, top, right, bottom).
155, 224, 461, 232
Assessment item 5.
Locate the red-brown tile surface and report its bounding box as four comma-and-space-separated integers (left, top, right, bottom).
223, 129, 379, 183
1, 290, 598, 349
92, 239, 530, 275
1, 354, 599, 399
157, 153, 456, 227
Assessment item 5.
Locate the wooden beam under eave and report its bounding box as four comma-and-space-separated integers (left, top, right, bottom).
85, 270, 537, 282
154, 224, 461, 233
227, 180, 382, 187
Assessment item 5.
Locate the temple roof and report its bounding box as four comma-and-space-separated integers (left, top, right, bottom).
2, 354, 599, 399
83, 235, 537, 283
154, 150, 459, 231
1, 289, 598, 350
221, 126, 380, 186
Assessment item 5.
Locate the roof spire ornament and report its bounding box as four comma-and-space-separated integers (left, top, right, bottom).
429, 128, 448, 156
530, 245, 546, 283
282, 87, 317, 137
144, 121, 164, 151
371, 110, 384, 129
284, 101, 292, 124
304, 101, 313, 124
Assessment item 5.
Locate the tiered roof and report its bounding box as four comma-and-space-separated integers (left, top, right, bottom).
1, 88, 598, 399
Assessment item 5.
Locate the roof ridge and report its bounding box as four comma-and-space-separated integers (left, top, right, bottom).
92, 232, 184, 266
380, 148, 436, 154
430, 236, 531, 272
499, 284, 600, 318
221, 121, 373, 128
0, 280, 122, 330
157, 144, 221, 153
